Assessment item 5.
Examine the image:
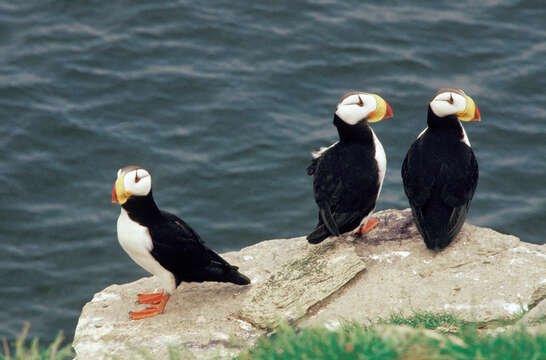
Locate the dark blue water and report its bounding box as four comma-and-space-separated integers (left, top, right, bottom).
1, 0, 545, 343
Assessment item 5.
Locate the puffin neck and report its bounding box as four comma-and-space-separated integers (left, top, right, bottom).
121, 190, 162, 226
426, 107, 464, 135
333, 114, 374, 143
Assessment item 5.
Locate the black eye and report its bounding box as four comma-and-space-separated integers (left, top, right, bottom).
135, 172, 141, 183
357, 96, 364, 107
448, 94, 454, 104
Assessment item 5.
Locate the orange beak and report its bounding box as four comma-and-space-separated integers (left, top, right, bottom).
111, 184, 118, 203
383, 102, 394, 120
471, 104, 481, 122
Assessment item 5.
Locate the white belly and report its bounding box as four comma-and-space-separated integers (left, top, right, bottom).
371, 128, 386, 201
117, 209, 176, 293
357, 129, 386, 228
460, 124, 471, 147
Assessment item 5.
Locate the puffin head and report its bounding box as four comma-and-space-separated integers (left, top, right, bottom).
335, 92, 393, 125
429, 88, 481, 122
111, 166, 152, 205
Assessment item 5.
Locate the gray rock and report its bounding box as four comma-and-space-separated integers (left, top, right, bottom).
239, 239, 365, 329
302, 209, 546, 328
73, 209, 545, 359
518, 285, 546, 327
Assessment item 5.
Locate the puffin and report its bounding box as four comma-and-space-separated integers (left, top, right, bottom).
401, 88, 480, 249
306, 92, 394, 244
111, 165, 250, 320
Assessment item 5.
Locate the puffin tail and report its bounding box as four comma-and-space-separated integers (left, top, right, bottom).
306, 225, 330, 244
202, 262, 251, 285
205, 249, 251, 285
417, 205, 468, 250
226, 267, 251, 285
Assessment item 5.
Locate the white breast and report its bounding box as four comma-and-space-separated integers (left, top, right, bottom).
371, 128, 386, 201
460, 123, 471, 147
117, 209, 176, 293
357, 129, 386, 228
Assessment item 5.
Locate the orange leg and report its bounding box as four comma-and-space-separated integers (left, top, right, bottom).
137, 291, 164, 305
357, 219, 379, 235
130, 294, 170, 320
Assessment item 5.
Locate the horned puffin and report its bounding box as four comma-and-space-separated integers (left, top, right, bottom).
111, 166, 250, 320
402, 88, 480, 249
306, 92, 394, 244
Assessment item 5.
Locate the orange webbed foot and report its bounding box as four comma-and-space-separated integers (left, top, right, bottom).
357, 219, 379, 235
137, 291, 165, 305
130, 294, 170, 320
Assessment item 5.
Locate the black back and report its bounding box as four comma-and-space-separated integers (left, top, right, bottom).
307, 115, 380, 243
122, 194, 250, 286
402, 108, 479, 249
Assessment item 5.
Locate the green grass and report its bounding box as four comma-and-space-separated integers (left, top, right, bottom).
383, 311, 464, 331
443, 325, 545, 360
5, 313, 544, 359
236, 313, 546, 360
0, 323, 73, 360
237, 324, 401, 360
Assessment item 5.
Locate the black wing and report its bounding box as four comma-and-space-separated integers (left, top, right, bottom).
402, 138, 479, 248
401, 139, 434, 208
148, 212, 246, 284
307, 143, 379, 243
440, 151, 479, 209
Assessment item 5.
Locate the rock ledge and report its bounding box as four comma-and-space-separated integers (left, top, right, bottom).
73, 209, 545, 359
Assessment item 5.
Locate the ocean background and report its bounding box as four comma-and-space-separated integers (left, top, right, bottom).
1, 0, 544, 344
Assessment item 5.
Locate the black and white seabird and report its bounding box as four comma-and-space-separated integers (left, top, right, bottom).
306, 92, 394, 244
111, 166, 250, 320
402, 88, 480, 249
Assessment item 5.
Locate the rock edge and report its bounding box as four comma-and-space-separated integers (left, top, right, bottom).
73, 209, 546, 359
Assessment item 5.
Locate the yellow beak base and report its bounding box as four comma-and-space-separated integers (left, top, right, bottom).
367, 95, 393, 123
457, 95, 481, 122
114, 176, 130, 205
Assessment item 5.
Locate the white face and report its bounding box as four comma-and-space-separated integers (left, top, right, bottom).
335, 93, 377, 125
121, 168, 152, 197
429, 90, 467, 118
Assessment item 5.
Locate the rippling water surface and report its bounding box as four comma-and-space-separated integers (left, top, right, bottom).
0, 0, 544, 343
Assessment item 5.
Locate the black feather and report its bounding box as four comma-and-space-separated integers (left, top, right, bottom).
402, 109, 479, 249
306, 115, 381, 244
122, 195, 251, 286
